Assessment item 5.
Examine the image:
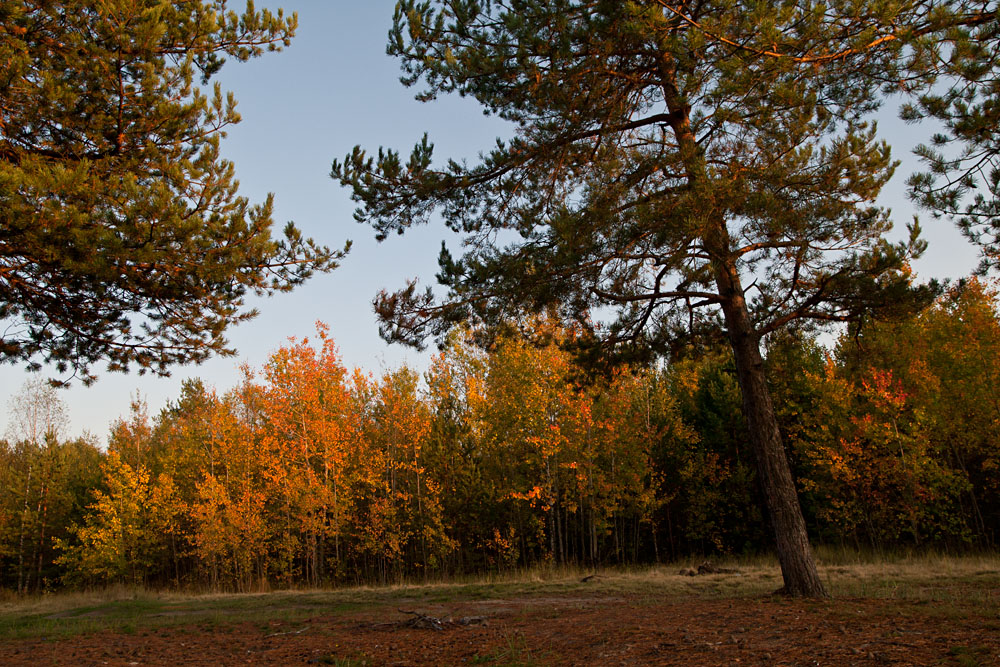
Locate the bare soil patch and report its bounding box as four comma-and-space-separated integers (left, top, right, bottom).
2, 561, 999, 666
2, 591, 999, 665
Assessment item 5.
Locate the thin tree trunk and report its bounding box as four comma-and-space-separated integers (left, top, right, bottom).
633, 516, 640, 563
614, 515, 621, 564
554, 484, 564, 564
17, 463, 33, 595
651, 519, 660, 564
416, 462, 427, 577
546, 507, 559, 563
590, 508, 598, 565
667, 504, 676, 562
172, 532, 180, 586
35, 482, 49, 588
321, 458, 330, 583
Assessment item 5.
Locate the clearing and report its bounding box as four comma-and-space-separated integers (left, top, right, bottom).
1, 556, 998, 665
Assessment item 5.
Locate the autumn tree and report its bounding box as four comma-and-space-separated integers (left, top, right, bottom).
349, 367, 453, 581
835, 280, 1000, 546
155, 384, 265, 591
149, 379, 225, 500
0, 433, 102, 592
56, 451, 175, 586
3, 378, 71, 592
659, 350, 768, 555
423, 329, 501, 571
4, 377, 69, 445
332, 0, 947, 596
261, 324, 354, 585
0, 0, 347, 382
579, 365, 672, 564
424, 322, 661, 569
108, 395, 154, 471
493, 328, 595, 564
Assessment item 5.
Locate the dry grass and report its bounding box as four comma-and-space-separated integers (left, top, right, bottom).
0, 583, 159, 616
0, 552, 997, 640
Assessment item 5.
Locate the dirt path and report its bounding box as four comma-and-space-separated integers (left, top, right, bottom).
2, 593, 997, 666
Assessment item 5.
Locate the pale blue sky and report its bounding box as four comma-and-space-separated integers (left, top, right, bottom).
0, 1, 981, 441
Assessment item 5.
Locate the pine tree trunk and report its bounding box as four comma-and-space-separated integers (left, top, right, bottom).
657, 51, 825, 597
715, 259, 827, 598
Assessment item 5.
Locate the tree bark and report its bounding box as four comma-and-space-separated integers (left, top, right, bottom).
658, 48, 826, 596
715, 258, 828, 598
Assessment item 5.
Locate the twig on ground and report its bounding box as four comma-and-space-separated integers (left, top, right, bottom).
266, 626, 311, 637
399, 609, 447, 631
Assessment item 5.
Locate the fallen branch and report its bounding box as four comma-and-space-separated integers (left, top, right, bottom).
398, 609, 446, 631
679, 561, 741, 576
395, 609, 488, 631
266, 625, 311, 637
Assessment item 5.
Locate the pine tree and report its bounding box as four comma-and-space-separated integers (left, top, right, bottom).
0, 1, 347, 382
332, 0, 947, 597
903, 3, 1000, 273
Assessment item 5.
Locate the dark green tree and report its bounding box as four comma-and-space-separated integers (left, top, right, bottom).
1, 1, 347, 383
334, 1, 945, 597
903, 3, 1000, 273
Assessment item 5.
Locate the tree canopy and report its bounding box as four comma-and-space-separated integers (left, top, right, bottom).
0, 0, 346, 383
332, 0, 998, 596
337, 1, 937, 357
904, 2, 1000, 273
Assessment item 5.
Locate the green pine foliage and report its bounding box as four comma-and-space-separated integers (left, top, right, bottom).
903, 3, 1000, 273
0, 1, 346, 382
333, 1, 936, 353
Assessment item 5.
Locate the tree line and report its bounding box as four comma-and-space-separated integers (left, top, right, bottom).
2, 281, 997, 593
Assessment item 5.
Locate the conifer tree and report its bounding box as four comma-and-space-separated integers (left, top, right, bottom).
333, 0, 945, 596
1, 1, 346, 382
903, 2, 1000, 272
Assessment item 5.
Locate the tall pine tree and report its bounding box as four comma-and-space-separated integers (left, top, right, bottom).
333, 0, 948, 597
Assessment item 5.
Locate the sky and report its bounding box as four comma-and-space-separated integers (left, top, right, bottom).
0, 1, 983, 442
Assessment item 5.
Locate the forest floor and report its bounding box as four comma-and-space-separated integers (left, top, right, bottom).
0, 555, 998, 666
